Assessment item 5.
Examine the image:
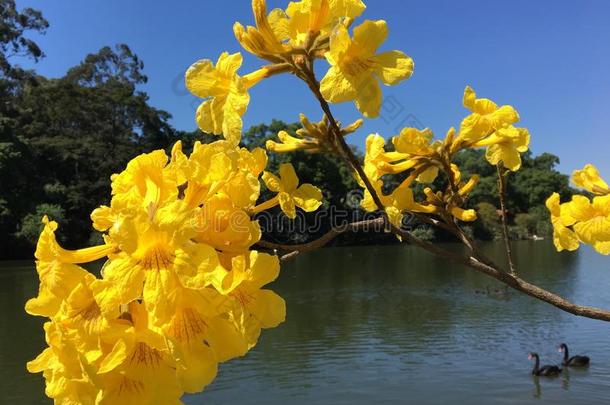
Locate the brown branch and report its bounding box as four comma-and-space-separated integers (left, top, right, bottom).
467, 256, 610, 321
300, 70, 387, 214
287, 60, 610, 323
388, 225, 610, 322
497, 164, 516, 274
257, 218, 385, 261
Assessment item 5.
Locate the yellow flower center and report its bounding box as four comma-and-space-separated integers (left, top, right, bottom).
128, 342, 163, 367
232, 289, 255, 307
342, 56, 374, 77
168, 308, 207, 343
141, 246, 174, 272
115, 376, 145, 395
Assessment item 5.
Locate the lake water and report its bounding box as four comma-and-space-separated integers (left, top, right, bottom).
2, 241, 609, 404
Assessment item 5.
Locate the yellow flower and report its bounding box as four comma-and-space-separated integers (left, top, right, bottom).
563, 194, 610, 255
259, 163, 323, 218
92, 213, 221, 324
392, 127, 436, 156
106, 149, 179, 218
269, 0, 366, 47
572, 164, 610, 195
96, 302, 183, 404
25, 217, 114, 318
28, 136, 291, 401
474, 125, 530, 171
186, 52, 267, 145
363, 134, 412, 180
193, 194, 262, 253
210, 252, 286, 347
234, 0, 289, 60
391, 127, 442, 182
455, 86, 519, 145
27, 322, 99, 404
320, 20, 414, 117
546, 193, 580, 252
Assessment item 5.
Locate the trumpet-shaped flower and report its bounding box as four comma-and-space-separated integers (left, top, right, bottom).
25, 217, 114, 318
210, 252, 286, 347
96, 302, 183, 404
27, 322, 100, 404
363, 134, 411, 180
186, 52, 267, 145
234, 0, 289, 60
260, 163, 322, 218
546, 193, 580, 252
456, 86, 519, 145
474, 126, 530, 171
391, 127, 442, 183
269, 0, 366, 47
192, 194, 262, 253
572, 164, 610, 195
320, 20, 414, 118
563, 195, 610, 255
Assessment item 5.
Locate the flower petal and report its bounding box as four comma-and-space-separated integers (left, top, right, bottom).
372, 50, 414, 86
354, 75, 382, 118
320, 65, 357, 103
293, 184, 323, 212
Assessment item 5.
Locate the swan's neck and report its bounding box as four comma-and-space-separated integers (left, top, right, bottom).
532, 356, 540, 374
563, 347, 569, 362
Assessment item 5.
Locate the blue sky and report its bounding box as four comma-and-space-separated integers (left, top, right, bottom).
15, 0, 610, 175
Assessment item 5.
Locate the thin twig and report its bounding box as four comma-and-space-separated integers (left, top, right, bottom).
388, 225, 610, 321
497, 164, 516, 274
288, 60, 610, 322
257, 218, 385, 261
261, 217, 610, 322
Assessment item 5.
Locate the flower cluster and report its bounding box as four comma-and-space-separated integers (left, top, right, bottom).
546, 164, 610, 255
359, 86, 529, 227
187, 0, 414, 148
26, 140, 322, 403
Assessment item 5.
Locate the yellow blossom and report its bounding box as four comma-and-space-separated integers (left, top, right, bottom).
391, 127, 441, 183
320, 20, 414, 117
210, 251, 286, 347
363, 134, 411, 180
474, 126, 530, 171
572, 164, 610, 195
259, 163, 323, 218
96, 302, 183, 404
456, 86, 519, 145
234, 0, 289, 60
269, 0, 366, 47
564, 194, 610, 255
27, 322, 99, 404
186, 52, 268, 145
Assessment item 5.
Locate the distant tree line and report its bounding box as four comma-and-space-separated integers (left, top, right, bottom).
0, 1, 574, 259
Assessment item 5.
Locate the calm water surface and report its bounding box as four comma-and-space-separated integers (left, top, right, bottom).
1, 242, 609, 404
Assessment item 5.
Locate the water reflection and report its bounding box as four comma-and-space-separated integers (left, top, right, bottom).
2, 242, 609, 404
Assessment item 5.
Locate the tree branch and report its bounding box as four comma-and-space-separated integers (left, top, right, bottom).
287, 59, 610, 323
257, 218, 385, 261
497, 164, 516, 274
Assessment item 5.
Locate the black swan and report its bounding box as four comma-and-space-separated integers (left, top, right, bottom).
528, 352, 562, 376
558, 343, 590, 367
